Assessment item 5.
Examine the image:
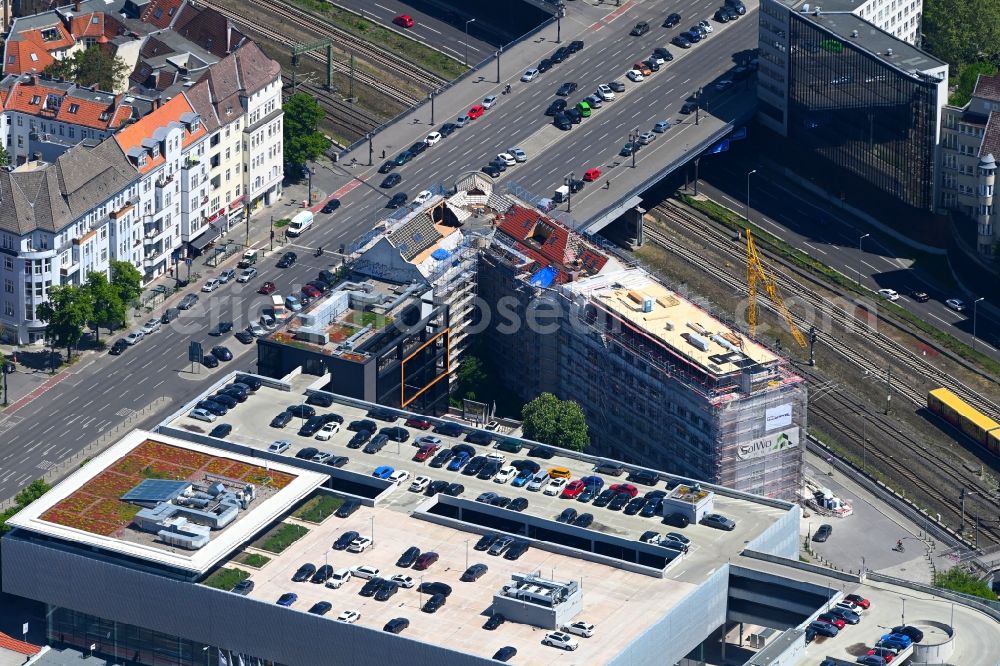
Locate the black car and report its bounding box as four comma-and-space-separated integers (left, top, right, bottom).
653, 47, 674, 61
160, 308, 179, 324
321, 198, 341, 214
714, 7, 731, 21
680, 101, 697, 114
568, 39, 584, 53
422, 592, 447, 613
210, 394, 237, 410
608, 492, 631, 511
325, 455, 349, 468
347, 430, 372, 449
270, 411, 293, 428
208, 423, 232, 438
360, 577, 385, 597
663, 12, 681, 27
577, 486, 598, 503
493, 647, 517, 662
384, 617, 410, 634
489, 495, 511, 508
565, 107, 583, 124
726, 0, 747, 15
510, 459, 540, 473
488, 159, 507, 173
483, 613, 505, 630
529, 446, 555, 459
232, 579, 254, 595
295, 446, 319, 461
569, 178, 585, 193
641, 497, 663, 518
374, 580, 399, 601
311, 564, 334, 584
381, 173, 402, 188
234, 375, 261, 391
631, 21, 650, 35
672, 35, 691, 48
109, 339, 127, 355
553, 113, 572, 131
408, 141, 428, 155
537, 58, 553, 73
427, 479, 450, 496
593, 489, 616, 508
439, 122, 458, 137
556, 82, 578, 96
305, 393, 334, 408
813, 524, 833, 542
557, 507, 578, 523
333, 530, 359, 551
417, 581, 452, 597
335, 499, 361, 519
393, 151, 414, 166
397, 546, 421, 568
287, 404, 315, 419
910, 290, 930, 302
234, 328, 255, 344
474, 534, 497, 551
550, 47, 569, 63
461, 563, 488, 582
545, 99, 568, 116
429, 448, 453, 468
276, 252, 296, 269
466, 431, 493, 445
209, 322, 233, 336
643, 59, 660, 72
478, 461, 502, 480
573, 512, 594, 528
624, 496, 647, 515
629, 469, 659, 485
292, 563, 317, 582
444, 482, 464, 496
378, 161, 396, 174
387, 193, 408, 208
463, 456, 488, 476
219, 385, 247, 401
892, 625, 924, 643
211, 346, 232, 362
662, 512, 691, 528
594, 461, 625, 476
349, 419, 378, 432
482, 164, 502, 178
508, 497, 529, 512
202, 354, 219, 368
381, 426, 410, 442
503, 541, 529, 560
434, 421, 464, 436
364, 434, 389, 454
308, 601, 332, 616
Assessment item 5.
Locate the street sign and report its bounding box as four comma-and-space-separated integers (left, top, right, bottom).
188, 341, 203, 364
185, 258, 193, 266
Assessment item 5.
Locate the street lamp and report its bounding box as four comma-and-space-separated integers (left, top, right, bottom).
464, 19, 476, 67
464, 539, 469, 570
202, 646, 209, 666
857, 233, 870, 287
556, 2, 565, 44
306, 165, 315, 207
972, 297, 985, 352
370, 515, 375, 547
564, 172, 574, 212
746, 169, 757, 225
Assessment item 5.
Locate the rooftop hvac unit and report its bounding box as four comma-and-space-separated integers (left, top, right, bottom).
684, 333, 710, 352
801, 3, 810, 10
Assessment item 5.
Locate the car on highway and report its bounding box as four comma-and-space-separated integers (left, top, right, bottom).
537, 58, 553, 73
109, 339, 128, 355
211, 346, 232, 362
141, 318, 161, 335
482, 164, 502, 177
276, 251, 297, 268
583, 168, 602, 182
124, 330, 144, 345
509, 147, 527, 162
620, 141, 640, 157
177, 293, 199, 310
909, 290, 930, 302
627, 69, 645, 82
653, 46, 674, 62
482, 95, 498, 109
378, 161, 396, 174
392, 14, 414, 28
550, 47, 570, 63
633, 61, 652, 77
663, 12, 681, 27
727, 0, 748, 15
408, 141, 428, 156
468, 104, 486, 119
672, 34, 692, 48
878, 288, 900, 301
387, 193, 408, 208
556, 82, 578, 96
630, 21, 650, 36
945, 298, 966, 312
424, 131, 442, 146
680, 101, 697, 114
521, 68, 539, 82
597, 83, 615, 101
412, 190, 434, 206
201, 277, 222, 293
319, 197, 341, 214
682, 29, 701, 43
381, 173, 402, 189
454, 115, 470, 128
545, 99, 568, 116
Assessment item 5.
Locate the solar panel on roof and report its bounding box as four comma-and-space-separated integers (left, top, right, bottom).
121, 479, 189, 503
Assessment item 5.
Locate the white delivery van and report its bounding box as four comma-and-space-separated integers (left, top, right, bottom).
287, 211, 314, 236
552, 185, 570, 203
270, 294, 285, 315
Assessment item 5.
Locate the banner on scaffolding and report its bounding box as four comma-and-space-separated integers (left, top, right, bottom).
736, 427, 799, 461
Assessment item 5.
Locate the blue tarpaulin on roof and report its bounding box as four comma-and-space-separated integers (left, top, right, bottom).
431, 248, 451, 260
529, 266, 557, 288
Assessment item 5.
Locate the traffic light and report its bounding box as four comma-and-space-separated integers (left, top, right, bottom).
291, 54, 299, 67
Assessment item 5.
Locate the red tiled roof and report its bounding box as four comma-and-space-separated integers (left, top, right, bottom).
973, 73, 1000, 103
142, 0, 186, 29
4, 39, 57, 75
3, 81, 128, 130
69, 12, 112, 39
114, 95, 206, 174
496, 204, 609, 283
21, 25, 74, 52
0, 632, 41, 656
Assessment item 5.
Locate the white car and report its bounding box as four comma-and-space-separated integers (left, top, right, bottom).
544, 477, 568, 496
236, 268, 257, 283
835, 601, 864, 615
315, 422, 341, 441
348, 536, 373, 553
425, 131, 442, 146
124, 330, 145, 345
946, 298, 965, 312
141, 319, 161, 334
650, 55, 666, 66
564, 621, 595, 638
409, 475, 431, 492
509, 147, 527, 162
637, 131, 657, 145
486, 452, 506, 464
493, 466, 516, 484
190, 408, 217, 422
597, 84, 616, 101
699, 20, 714, 32
351, 565, 380, 580
497, 153, 516, 167
412, 190, 434, 206
627, 69, 645, 82
482, 95, 498, 109
324, 568, 353, 589
336, 610, 361, 623
877, 288, 900, 301
542, 631, 579, 651
201, 278, 222, 292
268, 440, 290, 454
417, 435, 442, 446
249, 322, 267, 337
390, 573, 415, 588
521, 68, 539, 82
388, 470, 411, 485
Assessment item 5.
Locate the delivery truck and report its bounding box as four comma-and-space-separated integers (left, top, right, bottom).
287, 211, 314, 236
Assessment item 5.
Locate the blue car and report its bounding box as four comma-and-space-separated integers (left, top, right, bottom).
879, 633, 912, 648
511, 469, 534, 487
373, 465, 394, 479
276, 593, 297, 607
447, 452, 470, 471
285, 295, 302, 312
580, 475, 605, 490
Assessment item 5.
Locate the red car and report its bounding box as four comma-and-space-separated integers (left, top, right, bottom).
301, 284, 321, 299
867, 649, 895, 663
413, 443, 439, 462
405, 418, 433, 430
817, 614, 845, 630
609, 483, 638, 497
393, 14, 414, 28
468, 104, 486, 119
258, 281, 276, 294
845, 594, 871, 609
413, 551, 439, 570
583, 167, 602, 182
561, 479, 586, 499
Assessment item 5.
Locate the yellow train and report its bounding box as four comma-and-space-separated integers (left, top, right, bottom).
928, 388, 1000, 455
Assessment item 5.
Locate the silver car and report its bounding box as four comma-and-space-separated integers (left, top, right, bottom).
141, 319, 161, 334
218, 269, 237, 283
268, 440, 290, 454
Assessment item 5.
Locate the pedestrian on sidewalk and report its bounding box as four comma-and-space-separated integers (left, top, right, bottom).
606, 179, 611, 189
381, 149, 386, 159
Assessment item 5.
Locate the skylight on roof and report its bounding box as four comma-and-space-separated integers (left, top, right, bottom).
68, 103, 79, 114
40, 28, 60, 42
30, 95, 40, 105
29, 53, 38, 62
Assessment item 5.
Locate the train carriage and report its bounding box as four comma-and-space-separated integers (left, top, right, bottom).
928, 388, 1000, 455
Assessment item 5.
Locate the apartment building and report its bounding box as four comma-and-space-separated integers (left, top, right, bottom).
938, 73, 1000, 256
758, 0, 947, 213
851, 0, 923, 46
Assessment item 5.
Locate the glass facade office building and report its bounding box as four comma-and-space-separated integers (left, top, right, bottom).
785, 15, 939, 210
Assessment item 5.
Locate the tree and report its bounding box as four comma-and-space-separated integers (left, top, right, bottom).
0, 146, 9, 167
85, 271, 125, 340
455, 355, 487, 401
1, 478, 51, 535
283, 93, 331, 171
923, 0, 1000, 68
36, 285, 93, 361
110, 260, 143, 309
521, 392, 590, 452
933, 566, 998, 600
43, 46, 129, 92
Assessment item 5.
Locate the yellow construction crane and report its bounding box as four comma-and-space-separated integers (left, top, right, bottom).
746, 229, 808, 348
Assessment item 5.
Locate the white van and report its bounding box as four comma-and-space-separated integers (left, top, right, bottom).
286, 211, 314, 236
553, 185, 570, 203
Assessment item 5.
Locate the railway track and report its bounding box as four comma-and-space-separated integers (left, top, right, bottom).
653, 202, 999, 421
200, 0, 420, 106
282, 74, 380, 138
246, 0, 446, 91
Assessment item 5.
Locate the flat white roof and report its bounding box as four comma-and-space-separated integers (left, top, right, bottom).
7, 429, 326, 574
